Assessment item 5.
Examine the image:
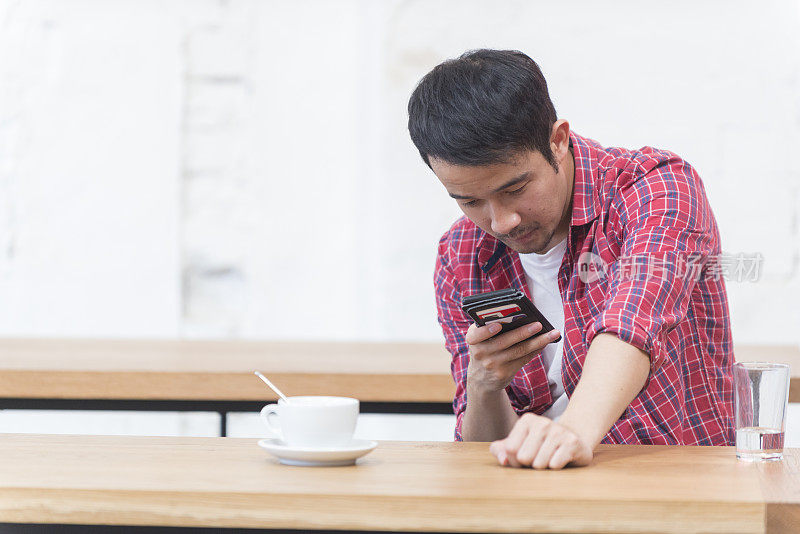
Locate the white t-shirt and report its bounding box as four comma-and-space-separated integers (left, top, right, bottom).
518, 237, 569, 421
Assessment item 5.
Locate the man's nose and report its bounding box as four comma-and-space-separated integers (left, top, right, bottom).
489, 203, 521, 235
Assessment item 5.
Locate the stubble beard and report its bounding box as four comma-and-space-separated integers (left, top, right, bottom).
499, 226, 557, 255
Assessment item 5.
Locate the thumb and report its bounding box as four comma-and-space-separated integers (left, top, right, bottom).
489, 439, 505, 456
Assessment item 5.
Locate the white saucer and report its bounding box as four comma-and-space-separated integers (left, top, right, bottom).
257, 438, 378, 467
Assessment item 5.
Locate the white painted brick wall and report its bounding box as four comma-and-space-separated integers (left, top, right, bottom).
0, 0, 798, 440
0, 0, 183, 337
2, 0, 796, 342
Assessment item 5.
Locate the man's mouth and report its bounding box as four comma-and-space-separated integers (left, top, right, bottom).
505, 227, 537, 242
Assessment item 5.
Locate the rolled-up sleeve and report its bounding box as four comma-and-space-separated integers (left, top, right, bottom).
584, 156, 718, 393
434, 232, 472, 441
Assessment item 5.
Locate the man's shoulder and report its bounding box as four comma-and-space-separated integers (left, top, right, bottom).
578, 132, 695, 182
576, 133, 712, 235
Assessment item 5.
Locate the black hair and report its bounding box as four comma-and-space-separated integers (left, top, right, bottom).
407, 49, 558, 170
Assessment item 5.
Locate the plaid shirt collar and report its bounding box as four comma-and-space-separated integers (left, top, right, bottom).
477, 130, 601, 272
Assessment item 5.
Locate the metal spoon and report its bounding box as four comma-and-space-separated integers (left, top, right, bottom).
253, 371, 291, 403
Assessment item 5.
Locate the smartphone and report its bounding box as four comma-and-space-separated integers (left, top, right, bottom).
461, 288, 561, 341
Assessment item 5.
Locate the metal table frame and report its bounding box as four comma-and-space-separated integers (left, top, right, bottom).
0, 399, 454, 437
0, 525, 459, 533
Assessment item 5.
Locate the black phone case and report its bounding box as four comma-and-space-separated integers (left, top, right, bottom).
461, 289, 561, 342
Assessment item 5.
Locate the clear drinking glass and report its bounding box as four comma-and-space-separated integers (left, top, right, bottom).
733, 362, 790, 461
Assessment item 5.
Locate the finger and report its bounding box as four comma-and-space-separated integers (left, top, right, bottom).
501, 328, 562, 365
571, 442, 594, 467
493, 437, 522, 468
482, 321, 543, 353
548, 442, 575, 470
490, 441, 510, 467
491, 439, 513, 467
499, 415, 535, 467
499, 350, 540, 381
531, 431, 562, 470
506, 451, 522, 468
464, 322, 502, 345
514, 427, 548, 467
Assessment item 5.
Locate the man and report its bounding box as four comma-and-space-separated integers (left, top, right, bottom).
407, 49, 734, 470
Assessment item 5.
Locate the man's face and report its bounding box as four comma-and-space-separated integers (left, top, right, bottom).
431, 146, 573, 255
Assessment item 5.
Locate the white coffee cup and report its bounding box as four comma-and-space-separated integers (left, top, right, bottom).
260, 396, 359, 448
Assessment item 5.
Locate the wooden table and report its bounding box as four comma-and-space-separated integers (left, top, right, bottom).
0, 434, 798, 533
0, 340, 797, 436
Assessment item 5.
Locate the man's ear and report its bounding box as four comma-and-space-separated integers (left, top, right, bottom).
550, 119, 571, 163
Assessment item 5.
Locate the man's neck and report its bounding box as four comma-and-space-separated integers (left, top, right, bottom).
552, 146, 576, 245
528, 147, 576, 255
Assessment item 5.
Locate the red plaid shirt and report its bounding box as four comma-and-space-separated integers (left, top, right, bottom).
435, 131, 735, 445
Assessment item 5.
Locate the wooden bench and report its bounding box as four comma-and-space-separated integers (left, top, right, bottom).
0, 339, 796, 435
0, 339, 456, 435
734, 345, 800, 402
0, 338, 455, 402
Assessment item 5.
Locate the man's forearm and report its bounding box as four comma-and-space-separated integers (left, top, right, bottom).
461, 384, 519, 442
558, 333, 651, 449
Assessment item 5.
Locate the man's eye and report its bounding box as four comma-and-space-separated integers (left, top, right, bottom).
462, 200, 478, 208
507, 184, 527, 195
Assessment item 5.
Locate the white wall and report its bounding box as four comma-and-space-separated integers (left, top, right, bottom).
2, 0, 798, 342
0, 0, 183, 337
0, 0, 798, 439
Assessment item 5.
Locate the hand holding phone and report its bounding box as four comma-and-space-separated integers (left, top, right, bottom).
460, 290, 563, 396
461, 288, 561, 343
